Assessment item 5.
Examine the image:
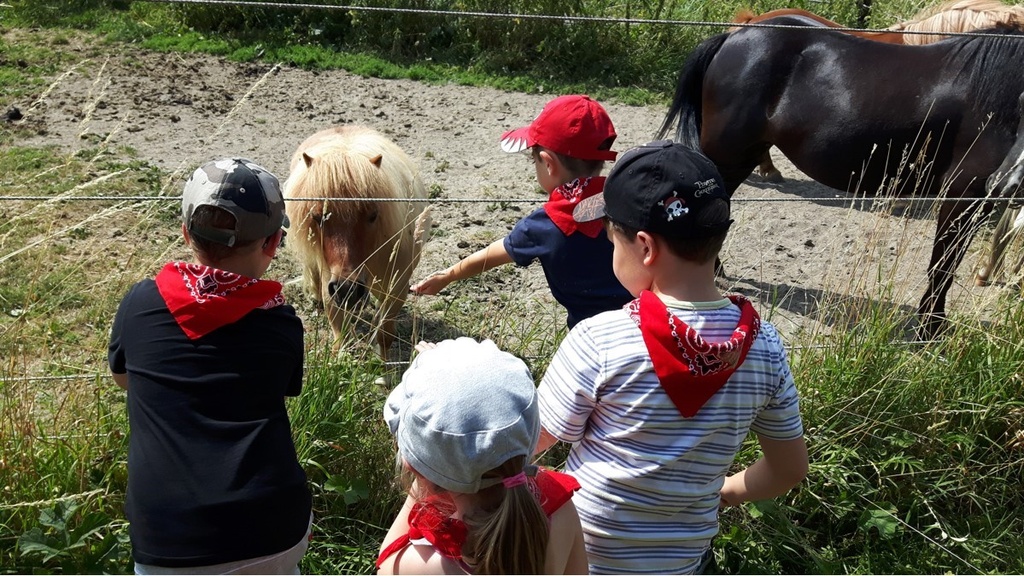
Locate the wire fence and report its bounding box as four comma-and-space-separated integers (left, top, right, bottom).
137, 0, 1024, 40
0, 195, 1020, 204
4, 0, 1023, 376
0, 334, 952, 382
6, 1, 1024, 208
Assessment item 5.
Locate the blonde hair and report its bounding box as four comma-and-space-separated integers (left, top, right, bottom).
891, 0, 1024, 44
462, 456, 549, 575
402, 455, 549, 575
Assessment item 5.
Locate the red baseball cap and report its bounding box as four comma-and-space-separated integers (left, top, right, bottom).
500, 95, 618, 161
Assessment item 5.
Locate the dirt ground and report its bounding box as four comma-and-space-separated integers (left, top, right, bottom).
8, 30, 1016, 356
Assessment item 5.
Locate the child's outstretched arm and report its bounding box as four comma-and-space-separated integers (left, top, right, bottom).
410, 238, 513, 295
720, 435, 808, 507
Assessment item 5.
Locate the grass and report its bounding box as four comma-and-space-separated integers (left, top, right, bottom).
3, 145, 1022, 575
0, 0, 946, 107
3, 0, 1024, 573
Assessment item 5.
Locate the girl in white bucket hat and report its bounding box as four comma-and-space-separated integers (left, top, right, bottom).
376, 338, 588, 575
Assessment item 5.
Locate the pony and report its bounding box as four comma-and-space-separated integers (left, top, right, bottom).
974, 206, 1024, 286
731, 0, 1024, 182
283, 125, 432, 357
656, 18, 1024, 338
976, 104, 1024, 286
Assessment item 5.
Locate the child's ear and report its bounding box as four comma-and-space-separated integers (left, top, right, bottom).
262, 229, 284, 257
636, 231, 659, 266
538, 150, 559, 177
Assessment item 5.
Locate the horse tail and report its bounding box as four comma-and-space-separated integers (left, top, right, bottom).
656, 32, 729, 149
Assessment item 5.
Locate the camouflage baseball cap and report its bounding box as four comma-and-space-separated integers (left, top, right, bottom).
181, 158, 288, 247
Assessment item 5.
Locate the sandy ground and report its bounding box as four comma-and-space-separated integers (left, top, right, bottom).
7, 30, 1015, 358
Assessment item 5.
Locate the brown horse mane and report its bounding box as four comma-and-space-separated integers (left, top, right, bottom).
728, 7, 904, 41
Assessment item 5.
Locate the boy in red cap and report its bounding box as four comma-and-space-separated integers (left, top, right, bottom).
535, 141, 808, 574
411, 94, 632, 328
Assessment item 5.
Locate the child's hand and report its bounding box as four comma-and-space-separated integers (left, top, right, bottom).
414, 341, 438, 353
410, 269, 450, 295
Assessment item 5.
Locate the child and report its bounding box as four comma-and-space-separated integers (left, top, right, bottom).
377, 337, 588, 575
535, 141, 809, 574
108, 158, 312, 574
410, 94, 632, 328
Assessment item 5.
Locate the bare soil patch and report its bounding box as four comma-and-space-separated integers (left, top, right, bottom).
7, 30, 1012, 357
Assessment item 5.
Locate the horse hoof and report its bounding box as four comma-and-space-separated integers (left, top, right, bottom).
759, 170, 784, 184
975, 268, 992, 287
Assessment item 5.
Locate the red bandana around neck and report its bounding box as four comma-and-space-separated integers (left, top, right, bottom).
375, 502, 469, 570
373, 471, 578, 571
154, 262, 285, 340
626, 290, 761, 417
543, 176, 606, 238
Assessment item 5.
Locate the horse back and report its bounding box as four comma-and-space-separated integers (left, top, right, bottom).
699, 22, 1024, 194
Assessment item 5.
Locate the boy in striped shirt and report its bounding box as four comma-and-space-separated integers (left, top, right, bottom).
535, 141, 809, 574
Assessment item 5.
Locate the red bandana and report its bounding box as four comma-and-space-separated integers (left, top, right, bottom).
375, 502, 468, 569
627, 290, 761, 417
154, 262, 285, 340
543, 176, 606, 238
374, 470, 580, 571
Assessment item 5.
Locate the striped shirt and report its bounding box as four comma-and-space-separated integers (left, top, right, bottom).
538, 296, 803, 574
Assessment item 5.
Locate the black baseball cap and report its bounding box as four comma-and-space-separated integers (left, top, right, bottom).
573, 140, 732, 239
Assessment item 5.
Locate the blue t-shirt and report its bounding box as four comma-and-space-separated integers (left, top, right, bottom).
504, 207, 632, 328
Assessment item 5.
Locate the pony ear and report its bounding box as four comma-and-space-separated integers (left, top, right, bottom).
369, 154, 383, 167
303, 152, 314, 168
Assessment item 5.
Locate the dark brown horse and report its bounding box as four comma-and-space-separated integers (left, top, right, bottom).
657, 19, 1024, 337
732, 0, 1024, 182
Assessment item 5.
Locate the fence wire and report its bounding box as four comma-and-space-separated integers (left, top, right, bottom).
0, 195, 1020, 204
138, 0, 1024, 40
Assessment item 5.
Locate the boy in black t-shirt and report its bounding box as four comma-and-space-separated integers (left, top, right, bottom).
108, 158, 312, 574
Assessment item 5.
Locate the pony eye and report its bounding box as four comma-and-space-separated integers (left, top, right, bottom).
367, 208, 379, 224
310, 213, 327, 226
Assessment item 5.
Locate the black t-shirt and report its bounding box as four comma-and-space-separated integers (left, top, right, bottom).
108, 279, 311, 567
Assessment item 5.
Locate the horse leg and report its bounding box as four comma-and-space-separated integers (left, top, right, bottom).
304, 262, 324, 306
975, 205, 1016, 286
755, 148, 784, 183
917, 199, 992, 339
1005, 208, 1024, 288
375, 316, 397, 360
373, 293, 404, 359
323, 298, 348, 355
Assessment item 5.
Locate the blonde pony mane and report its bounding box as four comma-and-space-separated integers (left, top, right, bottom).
283, 126, 430, 297
891, 0, 1024, 44
286, 129, 423, 245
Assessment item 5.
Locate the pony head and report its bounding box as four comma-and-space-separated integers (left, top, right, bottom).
283, 125, 430, 359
